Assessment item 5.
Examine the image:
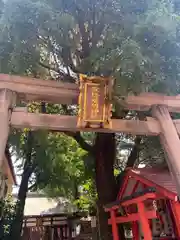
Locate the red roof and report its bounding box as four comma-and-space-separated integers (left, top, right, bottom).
130, 167, 177, 195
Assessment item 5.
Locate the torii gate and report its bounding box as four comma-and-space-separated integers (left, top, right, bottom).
0, 73, 180, 202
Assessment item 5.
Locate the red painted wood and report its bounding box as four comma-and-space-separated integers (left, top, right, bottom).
124, 181, 139, 215
129, 171, 175, 200
108, 210, 157, 224
137, 202, 152, 240
170, 201, 180, 237
131, 181, 140, 195
117, 174, 129, 199
110, 210, 120, 240
105, 192, 159, 212
121, 193, 158, 206
104, 205, 119, 212
132, 222, 139, 240
133, 167, 178, 196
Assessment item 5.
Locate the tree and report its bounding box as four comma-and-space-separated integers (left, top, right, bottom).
36, 132, 88, 201
1, 0, 180, 239
8, 103, 89, 239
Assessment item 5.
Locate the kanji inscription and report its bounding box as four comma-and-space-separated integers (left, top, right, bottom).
77, 74, 113, 128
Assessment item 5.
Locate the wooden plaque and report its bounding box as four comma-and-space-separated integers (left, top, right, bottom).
77, 74, 113, 128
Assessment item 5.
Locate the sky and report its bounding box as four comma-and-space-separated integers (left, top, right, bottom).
12, 154, 22, 194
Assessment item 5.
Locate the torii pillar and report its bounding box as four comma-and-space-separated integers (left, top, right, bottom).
0, 89, 15, 167
153, 105, 180, 198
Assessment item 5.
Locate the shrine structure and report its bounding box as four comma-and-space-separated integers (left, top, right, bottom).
105, 167, 180, 239
1, 73, 180, 239
22, 213, 81, 240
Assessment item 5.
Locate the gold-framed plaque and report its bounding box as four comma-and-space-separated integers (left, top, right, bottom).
77, 74, 113, 128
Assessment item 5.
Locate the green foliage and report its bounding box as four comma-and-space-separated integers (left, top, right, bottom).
37, 132, 88, 200
9, 102, 96, 214
74, 179, 97, 214
0, 195, 16, 240
10, 127, 90, 199
0, 0, 179, 97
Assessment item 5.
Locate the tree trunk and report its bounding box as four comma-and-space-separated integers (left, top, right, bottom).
9, 105, 46, 239
94, 133, 125, 240
9, 165, 33, 240
126, 137, 141, 168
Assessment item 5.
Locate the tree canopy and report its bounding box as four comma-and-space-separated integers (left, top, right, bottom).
1, 0, 180, 95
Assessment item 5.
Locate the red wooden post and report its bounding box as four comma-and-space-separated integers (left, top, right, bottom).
110, 210, 120, 240
170, 201, 180, 237
137, 202, 152, 240
152, 105, 180, 197
132, 222, 139, 240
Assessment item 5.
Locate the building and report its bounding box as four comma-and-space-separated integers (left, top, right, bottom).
14, 193, 93, 240
16, 193, 81, 240
23, 192, 77, 216
105, 167, 180, 240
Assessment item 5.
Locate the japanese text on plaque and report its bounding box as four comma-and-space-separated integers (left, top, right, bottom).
91, 87, 99, 118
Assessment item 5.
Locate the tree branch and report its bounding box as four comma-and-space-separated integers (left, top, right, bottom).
61, 46, 80, 74
65, 131, 94, 153
24, 131, 34, 169
73, 132, 94, 153
28, 183, 37, 191
75, 9, 90, 59
38, 61, 63, 74
39, 61, 76, 83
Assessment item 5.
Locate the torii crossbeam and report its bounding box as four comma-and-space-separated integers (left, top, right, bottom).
0, 73, 180, 198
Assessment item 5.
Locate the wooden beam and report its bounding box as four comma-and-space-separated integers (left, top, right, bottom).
137, 202, 152, 240
110, 210, 119, 240
10, 110, 180, 136
152, 105, 180, 198
0, 74, 79, 104
129, 170, 176, 200
108, 210, 157, 224
117, 174, 130, 200
132, 222, 139, 240
130, 180, 140, 196
119, 93, 180, 113
121, 193, 157, 206
3, 154, 15, 186
170, 201, 180, 237
105, 193, 160, 212
0, 89, 16, 166
172, 119, 180, 133
10, 111, 161, 135
3, 73, 180, 112
13, 107, 28, 112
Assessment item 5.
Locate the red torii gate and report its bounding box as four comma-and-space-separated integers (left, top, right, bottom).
0, 73, 180, 239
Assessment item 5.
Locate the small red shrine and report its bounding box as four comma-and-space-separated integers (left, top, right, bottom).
105, 167, 180, 240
